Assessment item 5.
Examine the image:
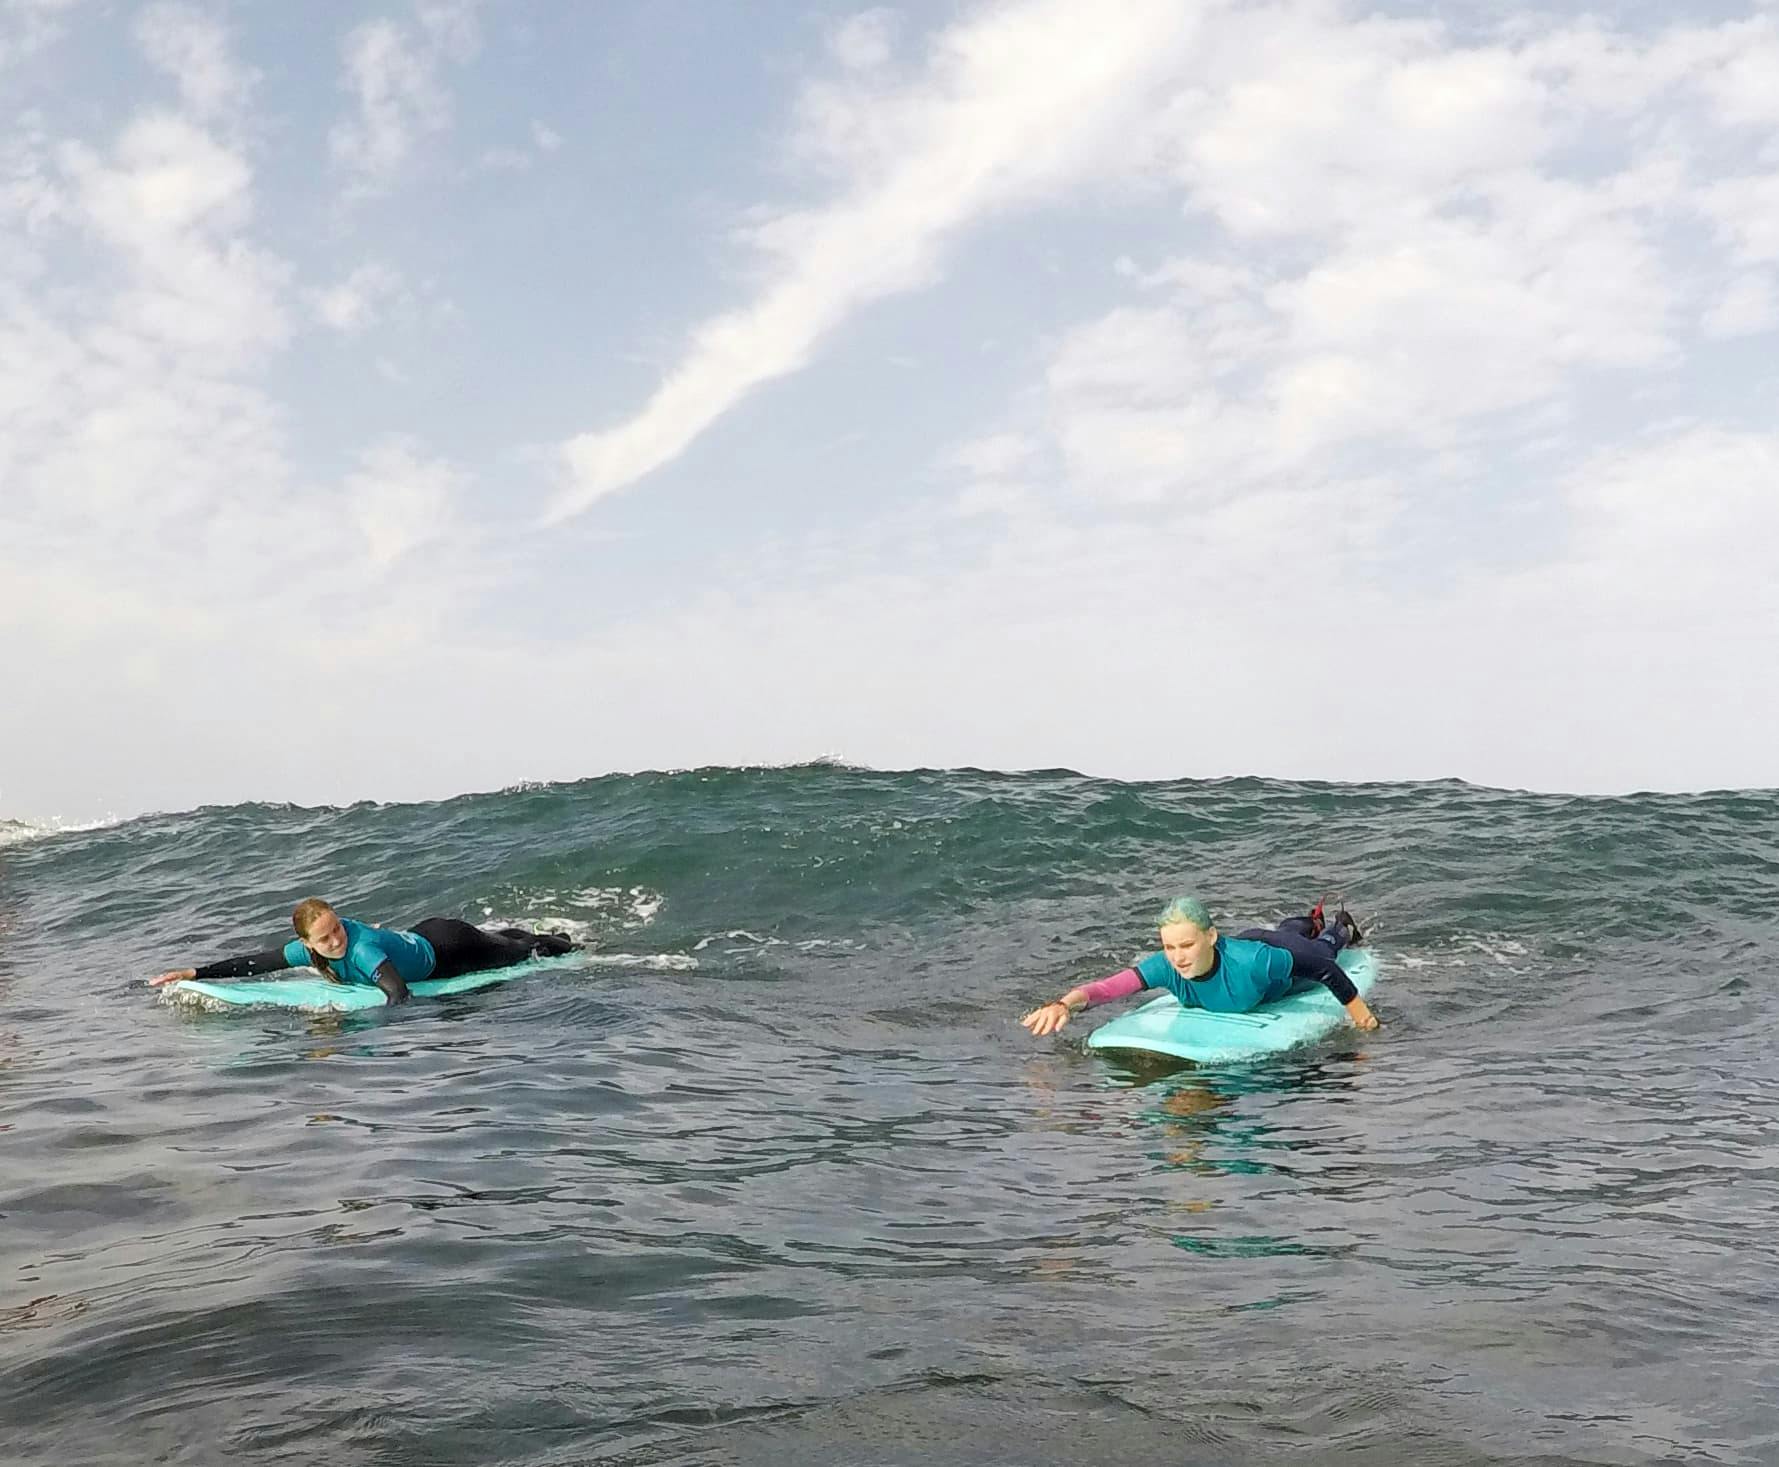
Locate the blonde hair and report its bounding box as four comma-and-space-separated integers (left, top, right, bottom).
291, 898, 337, 940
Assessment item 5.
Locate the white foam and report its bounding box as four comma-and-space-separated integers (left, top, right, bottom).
692, 929, 784, 951
0, 813, 125, 848
481, 914, 599, 946
472, 912, 694, 971
161, 986, 272, 1014
520, 886, 663, 928
580, 952, 699, 972
0, 821, 43, 849
628, 890, 663, 925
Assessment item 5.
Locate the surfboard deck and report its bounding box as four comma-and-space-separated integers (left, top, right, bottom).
1084, 947, 1377, 1062
164, 953, 579, 1013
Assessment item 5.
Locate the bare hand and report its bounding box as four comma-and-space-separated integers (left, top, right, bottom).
1021, 1001, 1074, 1037
150, 968, 196, 987
1344, 996, 1381, 1032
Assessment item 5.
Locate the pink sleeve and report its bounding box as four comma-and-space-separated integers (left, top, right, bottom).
1079, 967, 1143, 1005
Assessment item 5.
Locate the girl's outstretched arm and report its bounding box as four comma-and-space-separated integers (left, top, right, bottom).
1020, 968, 1144, 1036
150, 946, 297, 986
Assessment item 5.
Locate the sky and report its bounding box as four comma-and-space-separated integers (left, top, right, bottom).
3, 0, 1777, 822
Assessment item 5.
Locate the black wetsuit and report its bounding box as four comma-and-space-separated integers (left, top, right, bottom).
191, 918, 578, 1004
413, 918, 577, 980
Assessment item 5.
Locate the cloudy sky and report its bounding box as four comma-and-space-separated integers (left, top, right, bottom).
3, 0, 1776, 821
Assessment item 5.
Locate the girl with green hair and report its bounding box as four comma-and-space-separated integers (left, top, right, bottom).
1021, 895, 1379, 1037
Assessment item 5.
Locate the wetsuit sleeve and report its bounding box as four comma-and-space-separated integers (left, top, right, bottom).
191, 945, 299, 981
1132, 951, 1173, 989
1079, 968, 1144, 1005
371, 959, 410, 1004
1298, 950, 1359, 1005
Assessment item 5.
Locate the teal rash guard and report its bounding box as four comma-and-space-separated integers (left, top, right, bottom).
1133, 936, 1295, 1012
191, 918, 436, 987
278, 918, 436, 987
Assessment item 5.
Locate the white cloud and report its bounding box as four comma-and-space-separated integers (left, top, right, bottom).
65, 112, 249, 237
951, 479, 1030, 517
314, 261, 406, 332
1700, 171, 1779, 263
1266, 190, 1674, 448
1701, 270, 1779, 337
134, 3, 256, 123
343, 436, 463, 565
534, 0, 1779, 792
938, 8, 1779, 532
1119, 254, 1259, 300
1700, 20, 1779, 130
1, 100, 292, 536
829, 8, 898, 71
945, 431, 1041, 516
1562, 426, 1779, 591
900, 4, 1779, 799
948, 430, 1038, 479
416, 0, 480, 61
1165, 14, 1552, 240
477, 144, 532, 172
498, 413, 1779, 799
543, 3, 1769, 525
0, 0, 82, 70
1046, 308, 1205, 407
1, 4, 481, 769
331, 19, 446, 183
330, 1, 483, 192
475, 119, 562, 174
545, 0, 1201, 521
58, 112, 289, 365
1039, 305, 1263, 503
1386, 423, 1779, 790
0, 112, 65, 268
1516, 18, 1748, 122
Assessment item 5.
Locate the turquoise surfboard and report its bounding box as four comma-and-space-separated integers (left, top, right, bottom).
1084, 947, 1377, 1062
164, 953, 579, 1013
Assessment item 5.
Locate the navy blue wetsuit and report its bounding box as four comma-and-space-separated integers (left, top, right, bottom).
1129, 914, 1359, 1012
1234, 914, 1359, 1004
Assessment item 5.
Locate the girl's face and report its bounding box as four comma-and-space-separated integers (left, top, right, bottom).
302, 909, 348, 960
1159, 919, 1217, 978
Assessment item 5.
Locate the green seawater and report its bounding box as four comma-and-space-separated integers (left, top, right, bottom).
2, 765, 1775, 1464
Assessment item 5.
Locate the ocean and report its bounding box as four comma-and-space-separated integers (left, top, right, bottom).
2, 766, 1775, 1465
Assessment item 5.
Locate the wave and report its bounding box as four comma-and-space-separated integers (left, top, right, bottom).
0, 813, 126, 848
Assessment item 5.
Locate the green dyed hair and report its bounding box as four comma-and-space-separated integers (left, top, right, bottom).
1156, 895, 1213, 930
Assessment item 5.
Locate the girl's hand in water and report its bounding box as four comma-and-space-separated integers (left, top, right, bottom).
1021, 1000, 1076, 1037
1344, 995, 1381, 1031
149, 968, 196, 986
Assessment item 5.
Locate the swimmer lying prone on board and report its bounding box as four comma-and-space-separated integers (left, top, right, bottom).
151, 897, 578, 1005
1021, 894, 1380, 1037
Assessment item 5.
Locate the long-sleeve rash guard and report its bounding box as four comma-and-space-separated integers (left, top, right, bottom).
191, 918, 436, 988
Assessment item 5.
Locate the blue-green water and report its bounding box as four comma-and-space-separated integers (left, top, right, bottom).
2, 767, 1776, 1465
